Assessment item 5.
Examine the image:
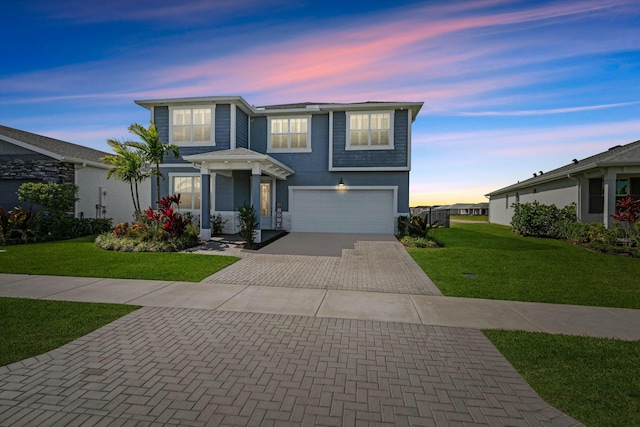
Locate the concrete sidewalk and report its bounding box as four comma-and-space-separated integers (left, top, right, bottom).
1, 273, 638, 340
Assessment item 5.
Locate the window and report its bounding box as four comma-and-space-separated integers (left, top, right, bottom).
616, 178, 628, 202
171, 175, 214, 211
588, 178, 604, 214
171, 107, 213, 144
268, 117, 311, 151
346, 111, 393, 149
631, 177, 640, 201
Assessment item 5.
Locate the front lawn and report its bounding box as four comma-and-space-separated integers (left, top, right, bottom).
0, 297, 139, 366
0, 237, 239, 282
408, 223, 640, 309
484, 330, 640, 427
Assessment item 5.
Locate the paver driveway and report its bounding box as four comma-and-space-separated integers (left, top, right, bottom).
0, 234, 582, 426
0, 308, 579, 426
204, 233, 442, 295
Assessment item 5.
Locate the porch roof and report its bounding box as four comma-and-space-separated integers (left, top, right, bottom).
183, 148, 295, 180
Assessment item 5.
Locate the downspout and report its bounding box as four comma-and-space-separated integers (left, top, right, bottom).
567, 173, 581, 222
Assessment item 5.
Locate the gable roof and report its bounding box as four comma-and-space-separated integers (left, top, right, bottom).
0, 125, 108, 167
486, 139, 640, 196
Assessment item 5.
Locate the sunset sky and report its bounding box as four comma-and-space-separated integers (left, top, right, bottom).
1, 0, 639, 206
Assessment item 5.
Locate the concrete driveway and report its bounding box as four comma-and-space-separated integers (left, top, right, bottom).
204, 233, 442, 295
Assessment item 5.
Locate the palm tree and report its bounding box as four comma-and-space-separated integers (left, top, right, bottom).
126, 122, 179, 204
102, 139, 149, 215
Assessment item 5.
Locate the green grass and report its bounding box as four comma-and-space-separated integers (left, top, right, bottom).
450, 214, 488, 221
0, 297, 139, 366
0, 236, 239, 282
408, 223, 640, 309
484, 330, 640, 427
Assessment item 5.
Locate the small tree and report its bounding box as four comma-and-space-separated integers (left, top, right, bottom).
612, 194, 640, 246
102, 138, 149, 216
238, 203, 258, 245
17, 182, 79, 219
126, 122, 179, 204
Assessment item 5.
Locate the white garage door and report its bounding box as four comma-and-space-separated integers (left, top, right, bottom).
291, 188, 394, 234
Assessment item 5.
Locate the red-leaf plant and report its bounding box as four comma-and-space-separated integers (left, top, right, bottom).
611, 194, 640, 245
145, 194, 189, 238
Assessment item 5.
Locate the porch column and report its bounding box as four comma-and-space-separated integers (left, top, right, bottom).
603, 170, 616, 229
200, 166, 212, 240
251, 163, 262, 243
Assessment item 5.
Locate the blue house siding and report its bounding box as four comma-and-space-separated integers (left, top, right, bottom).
332, 109, 408, 169
215, 104, 231, 150
154, 106, 169, 143
214, 175, 234, 211
251, 113, 408, 213
236, 109, 249, 149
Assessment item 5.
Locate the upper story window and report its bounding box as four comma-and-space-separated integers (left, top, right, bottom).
170, 106, 214, 145
268, 116, 311, 152
346, 111, 394, 150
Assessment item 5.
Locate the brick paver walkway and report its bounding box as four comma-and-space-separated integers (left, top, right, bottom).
204, 241, 442, 295
0, 308, 579, 426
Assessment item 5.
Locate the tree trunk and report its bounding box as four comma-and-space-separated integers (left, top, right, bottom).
156, 164, 161, 206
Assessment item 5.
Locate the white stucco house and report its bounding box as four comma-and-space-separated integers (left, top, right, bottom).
0, 125, 150, 225
486, 140, 640, 228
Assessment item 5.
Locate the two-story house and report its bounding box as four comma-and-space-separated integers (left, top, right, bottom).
135, 96, 423, 242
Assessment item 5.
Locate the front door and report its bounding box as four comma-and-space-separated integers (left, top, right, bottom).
260, 182, 271, 229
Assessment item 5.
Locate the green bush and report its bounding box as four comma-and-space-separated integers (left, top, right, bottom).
398, 214, 439, 238
95, 224, 198, 252
17, 182, 79, 219
238, 203, 258, 244
36, 217, 112, 241
399, 235, 439, 248
511, 201, 576, 239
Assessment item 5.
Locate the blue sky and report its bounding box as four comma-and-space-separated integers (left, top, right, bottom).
1, 0, 639, 206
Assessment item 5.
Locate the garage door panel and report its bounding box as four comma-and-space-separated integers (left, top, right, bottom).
291, 189, 394, 234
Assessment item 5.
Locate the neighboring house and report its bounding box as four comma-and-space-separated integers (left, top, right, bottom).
431, 203, 488, 216
486, 140, 640, 228
134, 96, 423, 241
0, 125, 150, 224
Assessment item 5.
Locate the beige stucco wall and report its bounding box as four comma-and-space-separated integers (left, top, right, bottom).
488, 177, 578, 226
75, 165, 151, 225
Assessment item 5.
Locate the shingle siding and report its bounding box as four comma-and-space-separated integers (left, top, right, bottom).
332, 109, 408, 169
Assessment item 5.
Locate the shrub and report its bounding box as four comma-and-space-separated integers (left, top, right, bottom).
145, 194, 190, 239
611, 194, 640, 246
17, 182, 78, 219
238, 203, 258, 244
211, 213, 227, 235
398, 214, 439, 238
0, 206, 39, 244
511, 201, 576, 239
36, 217, 112, 241
397, 215, 408, 237
95, 194, 199, 252
399, 235, 439, 248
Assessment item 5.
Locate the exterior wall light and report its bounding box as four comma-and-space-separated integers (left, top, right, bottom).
338, 177, 345, 189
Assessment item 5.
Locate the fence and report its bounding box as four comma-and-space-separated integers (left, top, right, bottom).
410, 207, 450, 228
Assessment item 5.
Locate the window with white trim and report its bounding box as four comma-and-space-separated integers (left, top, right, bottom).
268, 116, 311, 152
170, 107, 213, 144
171, 175, 214, 211
346, 111, 393, 149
